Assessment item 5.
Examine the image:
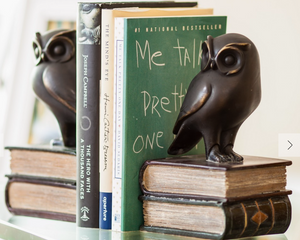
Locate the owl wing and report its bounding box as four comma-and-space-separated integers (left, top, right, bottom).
43, 64, 76, 113
173, 80, 211, 134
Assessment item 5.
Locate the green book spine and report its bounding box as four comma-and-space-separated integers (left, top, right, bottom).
76, 3, 100, 228
112, 15, 227, 231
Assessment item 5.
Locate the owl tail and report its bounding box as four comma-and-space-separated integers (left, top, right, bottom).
168, 126, 202, 155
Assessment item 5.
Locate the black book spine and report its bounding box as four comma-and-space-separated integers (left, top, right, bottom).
76, 3, 101, 228
141, 194, 291, 239
224, 195, 291, 238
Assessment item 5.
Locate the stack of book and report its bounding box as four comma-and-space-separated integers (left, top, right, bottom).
3, 1, 228, 231
139, 155, 292, 239
76, 1, 227, 231
5, 145, 76, 222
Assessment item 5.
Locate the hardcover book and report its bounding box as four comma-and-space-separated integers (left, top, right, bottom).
112, 15, 227, 231
5, 175, 76, 222
5, 145, 76, 181
140, 194, 291, 239
76, 1, 200, 229
140, 155, 292, 200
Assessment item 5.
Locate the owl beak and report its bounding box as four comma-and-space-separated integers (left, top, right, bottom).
210, 58, 217, 70
41, 52, 48, 62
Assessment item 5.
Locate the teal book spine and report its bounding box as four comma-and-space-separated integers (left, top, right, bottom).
112, 15, 227, 231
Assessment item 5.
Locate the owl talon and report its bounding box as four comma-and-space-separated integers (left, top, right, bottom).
208, 145, 231, 162
223, 145, 243, 162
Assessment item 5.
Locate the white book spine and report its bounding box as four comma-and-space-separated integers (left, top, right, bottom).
112, 17, 125, 231
99, 9, 115, 229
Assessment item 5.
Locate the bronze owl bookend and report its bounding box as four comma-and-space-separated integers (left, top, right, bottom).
168, 33, 261, 162
31, 29, 76, 147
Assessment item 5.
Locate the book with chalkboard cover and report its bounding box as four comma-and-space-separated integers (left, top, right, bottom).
112, 15, 227, 231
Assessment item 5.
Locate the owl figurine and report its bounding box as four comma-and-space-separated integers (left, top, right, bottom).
168, 33, 261, 162
31, 29, 76, 147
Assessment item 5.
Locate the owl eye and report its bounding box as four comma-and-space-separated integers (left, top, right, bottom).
224, 55, 236, 66
32, 41, 42, 65
216, 47, 244, 75
44, 36, 74, 63
53, 44, 66, 56
201, 41, 210, 71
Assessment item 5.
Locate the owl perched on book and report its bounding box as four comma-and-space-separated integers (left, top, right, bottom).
168, 33, 261, 162
31, 29, 76, 147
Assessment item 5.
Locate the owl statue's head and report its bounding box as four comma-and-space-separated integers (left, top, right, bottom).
33, 29, 76, 66
201, 33, 259, 76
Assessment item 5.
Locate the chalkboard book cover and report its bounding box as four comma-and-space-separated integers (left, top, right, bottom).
112, 15, 227, 231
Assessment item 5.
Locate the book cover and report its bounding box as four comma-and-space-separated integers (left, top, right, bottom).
76, 3, 101, 228
5, 175, 76, 222
99, 6, 214, 230
140, 194, 292, 239
113, 15, 227, 231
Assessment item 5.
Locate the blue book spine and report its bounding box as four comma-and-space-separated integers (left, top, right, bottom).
100, 192, 112, 229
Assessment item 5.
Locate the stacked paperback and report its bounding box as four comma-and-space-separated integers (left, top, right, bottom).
139, 155, 292, 239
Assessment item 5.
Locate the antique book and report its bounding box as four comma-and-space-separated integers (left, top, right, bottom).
140, 155, 292, 200
5, 175, 76, 222
112, 15, 227, 231
77, 1, 199, 229
99, 4, 212, 230
140, 194, 292, 239
5, 145, 76, 181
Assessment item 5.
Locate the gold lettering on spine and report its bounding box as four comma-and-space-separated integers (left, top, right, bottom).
239, 203, 248, 237
266, 199, 275, 234
251, 201, 268, 235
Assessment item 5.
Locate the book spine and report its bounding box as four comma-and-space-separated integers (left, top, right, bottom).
99, 9, 113, 230
76, 3, 100, 228
224, 195, 291, 238
111, 17, 125, 231
141, 195, 291, 239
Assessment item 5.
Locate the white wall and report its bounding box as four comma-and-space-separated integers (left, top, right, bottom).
198, 0, 300, 188
198, 0, 300, 157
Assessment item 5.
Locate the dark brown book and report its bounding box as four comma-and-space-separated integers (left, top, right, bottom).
140, 194, 291, 239
5, 145, 76, 181
5, 175, 76, 222
140, 155, 292, 201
